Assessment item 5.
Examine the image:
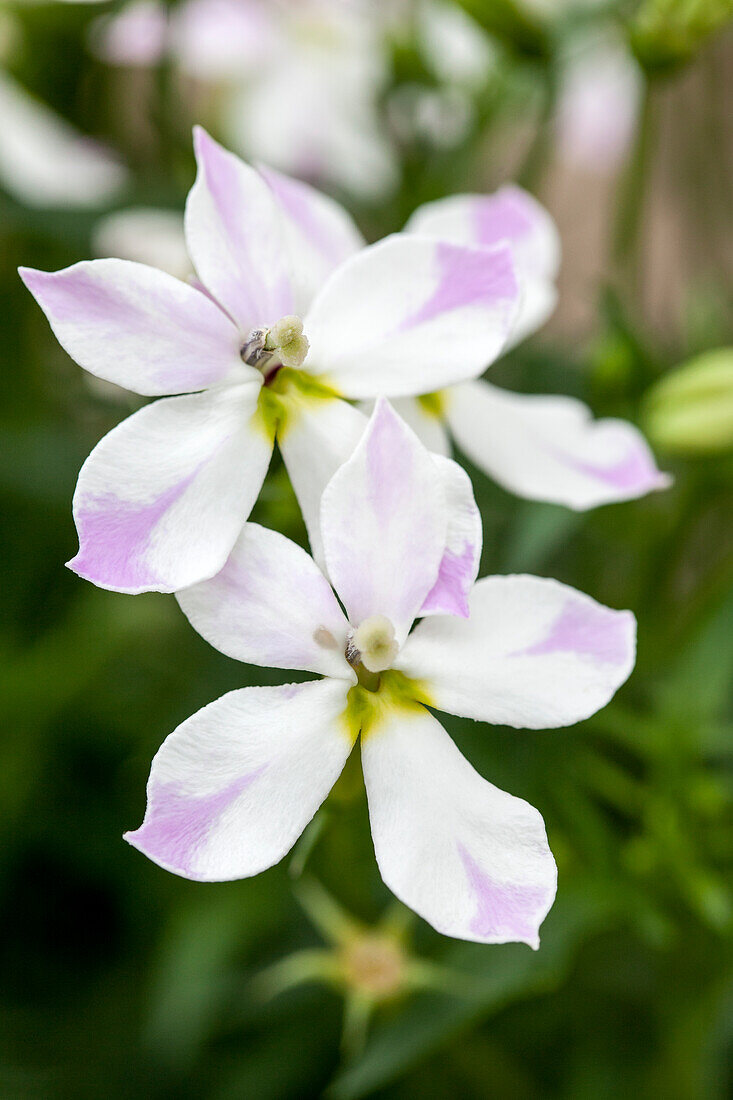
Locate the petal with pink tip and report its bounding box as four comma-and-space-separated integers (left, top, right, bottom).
362, 704, 556, 946
126, 678, 353, 881
178, 522, 354, 681
69, 383, 272, 594
320, 400, 446, 642
19, 259, 245, 396
406, 186, 560, 345
304, 236, 520, 399
386, 396, 452, 457
397, 575, 636, 729
185, 127, 294, 331
448, 380, 671, 509
420, 455, 481, 618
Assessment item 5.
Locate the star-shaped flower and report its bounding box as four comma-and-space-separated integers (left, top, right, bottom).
125, 400, 636, 947
20, 127, 520, 594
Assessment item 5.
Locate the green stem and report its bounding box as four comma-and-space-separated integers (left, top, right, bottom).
517, 57, 558, 191
612, 79, 655, 294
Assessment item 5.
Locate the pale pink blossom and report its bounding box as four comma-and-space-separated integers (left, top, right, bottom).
21, 129, 519, 594
126, 401, 636, 946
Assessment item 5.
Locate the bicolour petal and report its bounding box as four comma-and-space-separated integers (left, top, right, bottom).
126, 678, 353, 881
447, 380, 671, 509
19, 260, 245, 396
362, 705, 556, 946
420, 455, 481, 618
184, 127, 294, 330
278, 395, 367, 568
259, 165, 365, 315
352, 402, 477, 619
177, 523, 354, 680
397, 575, 636, 729
69, 384, 272, 593
377, 396, 451, 457
304, 235, 520, 399
320, 400, 446, 643
405, 185, 559, 345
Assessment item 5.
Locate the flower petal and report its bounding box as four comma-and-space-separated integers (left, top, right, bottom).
304, 235, 520, 399
0, 72, 126, 207
177, 523, 354, 680
405, 185, 560, 345
69, 384, 272, 593
419, 455, 481, 618
373, 396, 452, 457
448, 380, 671, 509
126, 679, 353, 881
320, 400, 446, 641
184, 127, 294, 330
278, 394, 367, 568
19, 259, 245, 396
397, 575, 636, 728
362, 705, 556, 946
259, 165, 365, 314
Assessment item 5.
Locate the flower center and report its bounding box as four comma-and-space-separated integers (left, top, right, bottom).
240, 315, 309, 381
345, 615, 399, 679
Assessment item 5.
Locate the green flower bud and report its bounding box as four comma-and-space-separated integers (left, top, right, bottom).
630, 0, 733, 75
642, 347, 733, 454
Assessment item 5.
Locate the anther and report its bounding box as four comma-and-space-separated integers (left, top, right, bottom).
265, 315, 309, 368
240, 327, 271, 369
351, 615, 399, 674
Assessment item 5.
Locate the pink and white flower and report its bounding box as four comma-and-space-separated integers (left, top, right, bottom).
125, 401, 637, 947
400, 186, 671, 508
20, 128, 520, 594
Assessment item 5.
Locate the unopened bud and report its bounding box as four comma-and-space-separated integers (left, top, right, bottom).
630, 0, 733, 74
643, 347, 733, 454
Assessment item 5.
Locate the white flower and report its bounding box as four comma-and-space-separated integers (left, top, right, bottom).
21, 129, 520, 594
125, 400, 636, 946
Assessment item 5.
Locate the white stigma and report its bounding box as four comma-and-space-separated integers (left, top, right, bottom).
350, 615, 399, 674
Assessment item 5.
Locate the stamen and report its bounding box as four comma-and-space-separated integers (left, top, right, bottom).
351, 615, 399, 674
265, 315, 310, 368
240, 327, 271, 369
240, 316, 309, 374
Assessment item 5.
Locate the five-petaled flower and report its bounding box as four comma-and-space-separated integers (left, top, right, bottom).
125, 401, 636, 947
395, 186, 671, 508
20, 127, 520, 594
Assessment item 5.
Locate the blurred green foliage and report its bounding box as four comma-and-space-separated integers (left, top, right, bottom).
1, 2, 733, 1098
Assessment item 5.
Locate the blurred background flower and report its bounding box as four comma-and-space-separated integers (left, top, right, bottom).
2, 0, 732, 1097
